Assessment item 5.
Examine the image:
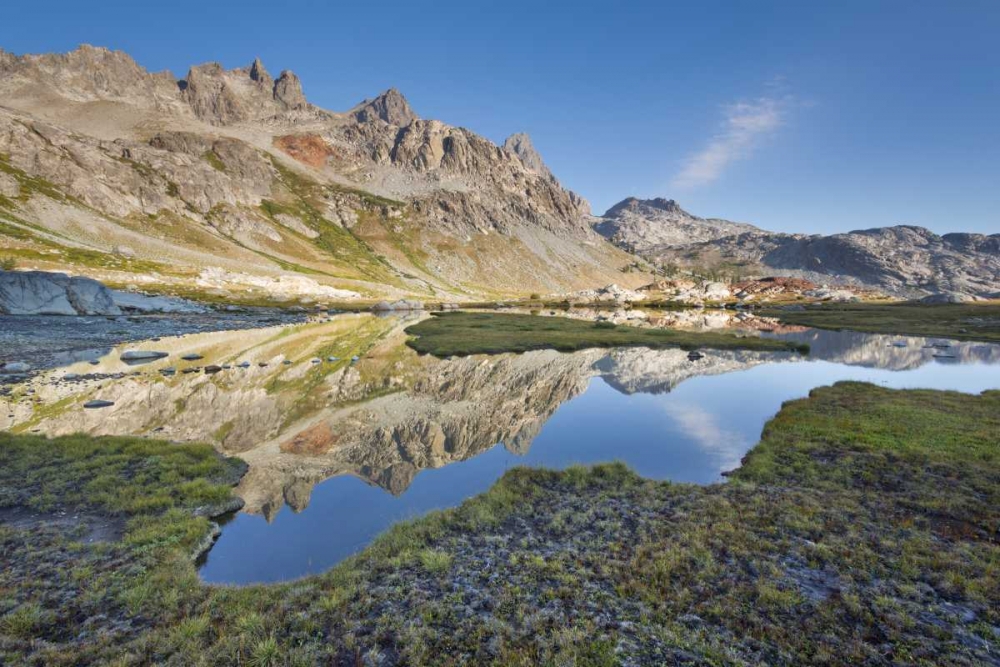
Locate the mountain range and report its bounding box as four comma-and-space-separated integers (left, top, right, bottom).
0, 45, 997, 301
0, 45, 639, 302
594, 199, 1000, 298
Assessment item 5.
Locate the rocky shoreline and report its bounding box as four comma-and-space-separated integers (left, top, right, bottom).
0, 270, 207, 316
0, 310, 306, 378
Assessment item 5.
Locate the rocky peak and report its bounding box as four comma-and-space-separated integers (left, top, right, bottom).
273, 70, 306, 109
0, 44, 179, 108
178, 60, 311, 124
596, 197, 759, 253
354, 88, 417, 126
180, 63, 246, 124
604, 197, 685, 218
503, 132, 551, 177
248, 57, 273, 88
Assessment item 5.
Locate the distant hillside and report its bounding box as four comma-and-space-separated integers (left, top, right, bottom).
593, 197, 1000, 298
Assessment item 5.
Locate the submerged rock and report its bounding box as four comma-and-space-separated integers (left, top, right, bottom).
111, 290, 207, 313
121, 350, 169, 361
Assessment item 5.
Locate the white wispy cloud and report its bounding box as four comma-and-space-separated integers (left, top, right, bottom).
661, 401, 750, 473
670, 94, 791, 190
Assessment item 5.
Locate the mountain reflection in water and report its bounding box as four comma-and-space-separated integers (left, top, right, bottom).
2, 311, 998, 583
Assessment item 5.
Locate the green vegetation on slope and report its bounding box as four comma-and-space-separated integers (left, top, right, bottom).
405, 311, 808, 356
763, 301, 1000, 343
261, 157, 402, 285
2, 382, 998, 665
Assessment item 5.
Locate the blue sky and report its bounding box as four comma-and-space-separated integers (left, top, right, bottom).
2, 0, 998, 234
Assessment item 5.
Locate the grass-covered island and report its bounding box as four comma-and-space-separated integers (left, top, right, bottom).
763, 301, 1000, 344
2, 382, 998, 665
405, 311, 808, 356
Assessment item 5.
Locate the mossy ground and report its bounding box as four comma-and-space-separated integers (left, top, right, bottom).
763, 301, 1000, 344
2, 382, 998, 665
405, 311, 808, 356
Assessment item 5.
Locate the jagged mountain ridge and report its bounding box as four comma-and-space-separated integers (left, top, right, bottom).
0, 45, 642, 300
594, 197, 1000, 297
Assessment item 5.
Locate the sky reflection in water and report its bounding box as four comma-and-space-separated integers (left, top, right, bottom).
200, 330, 1000, 584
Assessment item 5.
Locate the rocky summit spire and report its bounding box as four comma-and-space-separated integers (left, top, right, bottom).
273, 70, 306, 109
503, 132, 551, 177
248, 57, 272, 88
354, 88, 417, 126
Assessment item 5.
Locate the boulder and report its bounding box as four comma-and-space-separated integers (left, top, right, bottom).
569, 284, 646, 304
1, 362, 31, 373
919, 292, 974, 304
702, 282, 731, 300
805, 287, 858, 302
0, 271, 122, 315
372, 299, 424, 311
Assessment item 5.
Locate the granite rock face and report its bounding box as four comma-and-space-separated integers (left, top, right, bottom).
503, 132, 552, 178
0, 270, 121, 315
273, 70, 307, 109
353, 88, 417, 126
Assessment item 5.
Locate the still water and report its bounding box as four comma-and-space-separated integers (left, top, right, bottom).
3, 311, 998, 584
200, 329, 1000, 584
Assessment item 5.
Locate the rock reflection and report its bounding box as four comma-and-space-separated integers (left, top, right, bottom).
3, 310, 998, 520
